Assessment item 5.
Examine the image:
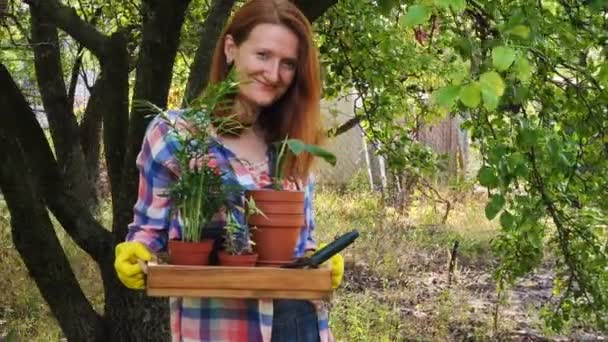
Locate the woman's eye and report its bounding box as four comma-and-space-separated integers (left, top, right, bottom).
256, 52, 268, 60
282, 61, 296, 70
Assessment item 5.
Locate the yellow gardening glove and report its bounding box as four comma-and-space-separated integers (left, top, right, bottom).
307, 243, 345, 289
114, 241, 153, 290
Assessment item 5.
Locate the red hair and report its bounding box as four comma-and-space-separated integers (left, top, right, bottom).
207, 0, 322, 182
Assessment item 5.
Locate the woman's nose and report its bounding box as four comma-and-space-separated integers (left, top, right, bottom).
265, 60, 281, 84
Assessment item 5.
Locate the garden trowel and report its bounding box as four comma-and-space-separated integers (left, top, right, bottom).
282, 230, 359, 269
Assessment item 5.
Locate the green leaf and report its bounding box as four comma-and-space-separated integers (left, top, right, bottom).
434, 0, 451, 8
514, 56, 532, 83
401, 4, 430, 27
284, 139, 337, 166
432, 85, 461, 108
500, 211, 515, 229
598, 63, 608, 88
480, 71, 505, 109
478, 166, 499, 188
517, 128, 538, 147
485, 194, 506, 220
507, 25, 530, 39
450, 0, 466, 12
459, 82, 481, 108
378, 0, 397, 16
492, 46, 516, 71
454, 37, 473, 59
482, 90, 500, 110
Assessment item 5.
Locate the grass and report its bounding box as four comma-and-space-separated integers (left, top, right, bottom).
1, 178, 604, 340
314, 183, 501, 341
0, 199, 104, 341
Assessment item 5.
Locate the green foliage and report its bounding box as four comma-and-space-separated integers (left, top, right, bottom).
272, 137, 336, 189
3, 0, 607, 334
416, 0, 608, 331
317, 0, 458, 182
401, 4, 431, 27
321, 0, 608, 332
138, 74, 243, 242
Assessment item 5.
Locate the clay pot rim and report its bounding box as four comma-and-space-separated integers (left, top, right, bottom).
245, 189, 305, 203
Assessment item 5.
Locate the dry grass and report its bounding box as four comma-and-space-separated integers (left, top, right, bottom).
1, 180, 605, 341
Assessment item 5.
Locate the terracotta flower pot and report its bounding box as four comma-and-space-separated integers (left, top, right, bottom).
246, 189, 305, 264
168, 239, 213, 265
218, 251, 258, 267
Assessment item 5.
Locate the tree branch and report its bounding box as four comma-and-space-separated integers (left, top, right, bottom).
67, 45, 85, 107
30, 5, 96, 207
0, 132, 105, 341
68, 6, 103, 107
24, 0, 108, 58
293, 0, 338, 22
0, 63, 111, 263
183, 0, 236, 104
99, 32, 130, 216
328, 116, 361, 137
119, 0, 191, 240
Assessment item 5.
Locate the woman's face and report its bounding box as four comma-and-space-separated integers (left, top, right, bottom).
224, 23, 300, 113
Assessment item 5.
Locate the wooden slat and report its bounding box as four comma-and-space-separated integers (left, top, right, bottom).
146, 262, 332, 300
147, 288, 331, 300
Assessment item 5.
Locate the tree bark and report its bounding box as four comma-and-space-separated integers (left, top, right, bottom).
24, 0, 108, 58
119, 0, 192, 241
79, 77, 104, 193
98, 32, 130, 215
0, 64, 106, 341
0, 63, 111, 263
293, 0, 338, 21
30, 6, 96, 208
183, 0, 236, 105
328, 116, 361, 137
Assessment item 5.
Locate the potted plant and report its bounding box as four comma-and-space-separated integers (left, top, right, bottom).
246, 138, 336, 266
142, 75, 244, 265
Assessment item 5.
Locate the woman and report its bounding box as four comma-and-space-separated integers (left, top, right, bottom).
114, 1, 342, 341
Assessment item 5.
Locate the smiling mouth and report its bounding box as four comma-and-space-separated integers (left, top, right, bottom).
254, 79, 277, 90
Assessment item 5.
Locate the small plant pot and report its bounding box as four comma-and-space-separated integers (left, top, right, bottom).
218, 251, 258, 267
168, 240, 213, 265
246, 189, 305, 263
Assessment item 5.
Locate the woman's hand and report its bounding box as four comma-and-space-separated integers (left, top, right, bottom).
114, 241, 153, 290
307, 243, 345, 289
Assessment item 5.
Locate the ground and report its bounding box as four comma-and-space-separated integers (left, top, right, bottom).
1, 183, 607, 341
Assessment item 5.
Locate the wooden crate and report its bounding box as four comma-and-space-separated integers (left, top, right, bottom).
146, 261, 332, 300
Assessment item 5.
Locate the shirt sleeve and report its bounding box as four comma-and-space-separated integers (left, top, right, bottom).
302, 177, 317, 253
126, 116, 181, 253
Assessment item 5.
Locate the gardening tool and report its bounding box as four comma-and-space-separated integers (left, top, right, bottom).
282, 230, 359, 269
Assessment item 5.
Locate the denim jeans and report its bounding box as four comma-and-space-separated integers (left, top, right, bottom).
271, 299, 320, 342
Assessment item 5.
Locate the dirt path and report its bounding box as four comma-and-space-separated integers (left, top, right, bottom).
344, 261, 607, 341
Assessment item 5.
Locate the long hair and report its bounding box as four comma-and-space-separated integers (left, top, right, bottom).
207, 0, 322, 182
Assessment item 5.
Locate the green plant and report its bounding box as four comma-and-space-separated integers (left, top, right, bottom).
137, 73, 244, 242
222, 197, 264, 255
272, 136, 337, 190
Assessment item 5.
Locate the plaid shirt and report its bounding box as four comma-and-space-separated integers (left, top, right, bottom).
126, 112, 333, 342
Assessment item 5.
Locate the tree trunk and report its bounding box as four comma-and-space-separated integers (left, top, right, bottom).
293, 0, 338, 21
79, 78, 103, 197
0, 63, 106, 341
183, 0, 236, 104
5, 0, 341, 339
118, 0, 192, 243
30, 6, 96, 209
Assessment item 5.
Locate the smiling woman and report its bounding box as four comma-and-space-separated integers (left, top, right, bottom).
113, 0, 337, 341
224, 23, 299, 114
